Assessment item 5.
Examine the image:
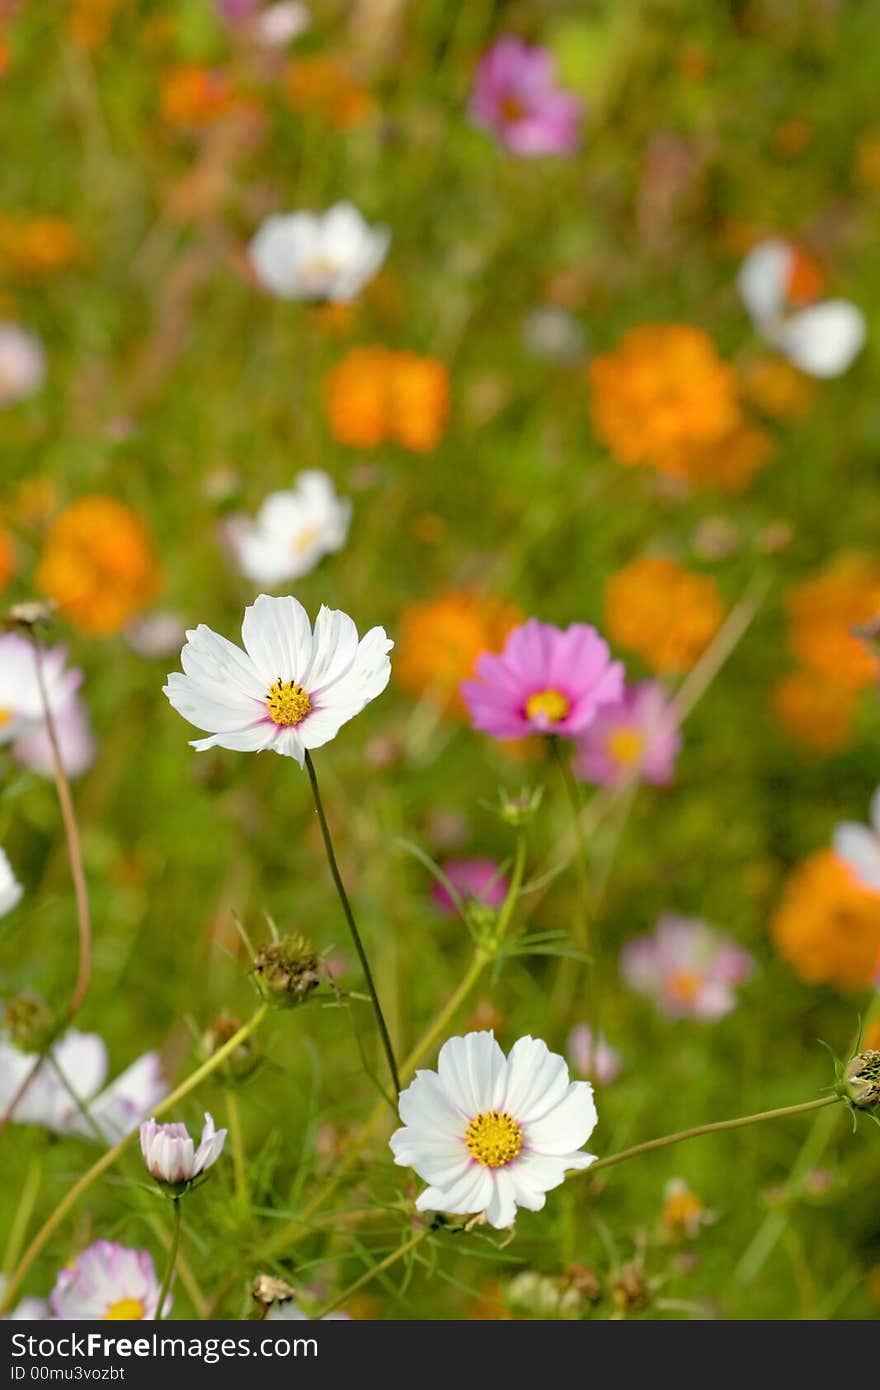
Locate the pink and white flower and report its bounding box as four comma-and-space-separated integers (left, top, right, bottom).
0, 1029, 165, 1142
566, 1025, 621, 1087
50, 1241, 167, 1321
833, 788, 880, 894
390, 1031, 598, 1229
573, 680, 681, 788
12, 694, 96, 780
226, 470, 352, 587
620, 914, 754, 1021
249, 203, 389, 303
0, 323, 46, 407
164, 594, 392, 766
737, 239, 866, 378
461, 619, 623, 740
469, 37, 581, 157
139, 1112, 227, 1185
432, 858, 510, 917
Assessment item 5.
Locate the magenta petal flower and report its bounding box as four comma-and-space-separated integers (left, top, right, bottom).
461, 619, 624, 740
573, 681, 681, 788
469, 37, 581, 157
620, 914, 754, 1022
433, 858, 510, 916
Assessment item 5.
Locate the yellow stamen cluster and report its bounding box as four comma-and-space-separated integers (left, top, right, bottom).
608, 727, 645, 765
465, 1110, 523, 1169
524, 688, 570, 724
266, 679, 311, 727
105, 1298, 145, 1320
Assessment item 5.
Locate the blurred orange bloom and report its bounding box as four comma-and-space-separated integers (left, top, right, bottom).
740, 356, 815, 421
787, 555, 880, 692
0, 527, 15, 592
160, 65, 240, 129
772, 670, 857, 755
397, 591, 522, 715
69, 0, 121, 49
0, 215, 84, 282
589, 325, 743, 482
36, 496, 161, 636
604, 556, 724, 675
324, 347, 450, 452
283, 55, 376, 130
680, 422, 774, 493
772, 849, 880, 992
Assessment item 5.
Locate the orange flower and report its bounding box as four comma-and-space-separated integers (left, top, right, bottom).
772, 849, 880, 992
324, 347, 450, 452
604, 556, 724, 675
787, 555, 880, 692
772, 671, 857, 755
36, 496, 160, 636
283, 55, 376, 130
0, 527, 15, 592
678, 422, 774, 493
397, 592, 522, 715
69, 0, 121, 49
160, 65, 240, 129
0, 215, 84, 282
740, 356, 815, 421
589, 325, 743, 480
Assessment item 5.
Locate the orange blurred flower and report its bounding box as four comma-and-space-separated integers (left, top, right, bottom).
0, 527, 15, 592
160, 65, 241, 129
604, 556, 725, 675
69, 0, 121, 49
283, 55, 376, 130
679, 422, 774, 493
772, 849, 880, 992
324, 347, 450, 452
397, 591, 522, 715
36, 496, 161, 636
0, 215, 84, 282
740, 356, 815, 421
772, 670, 857, 755
589, 324, 743, 482
787, 555, 880, 692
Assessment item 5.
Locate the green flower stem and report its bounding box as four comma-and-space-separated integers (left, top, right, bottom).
0, 1005, 268, 1315
1, 1155, 42, 1277
305, 751, 400, 1099
314, 1226, 430, 1319
155, 1198, 181, 1322
549, 737, 598, 1032
585, 1094, 840, 1179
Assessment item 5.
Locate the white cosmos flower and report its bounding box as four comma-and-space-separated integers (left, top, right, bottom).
248, 202, 390, 302
737, 239, 866, 378
139, 1112, 227, 1185
227, 470, 352, 587
163, 594, 392, 767
0, 1029, 165, 1143
833, 787, 880, 894
0, 848, 23, 917
390, 1031, 598, 1230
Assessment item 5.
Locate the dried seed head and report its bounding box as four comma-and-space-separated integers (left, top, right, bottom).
844, 1049, 880, 1110
4, 992, 56, 1052
251, 934, 322, 1007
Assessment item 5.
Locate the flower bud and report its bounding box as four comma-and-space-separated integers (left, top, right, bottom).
497, 785, 543, 828
251, 934, 322, 1007
612, 1262, 650, 1314
252, 1274, 297, 1316
4, 992, 56, 1052
139, 1112, 226, 1192
843, 1049, 880, 1110
200, 1013, 259, 1082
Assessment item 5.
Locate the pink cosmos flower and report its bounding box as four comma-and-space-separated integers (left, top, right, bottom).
50, 1240, 167, 1321
620, 914, 754, 1021
432, 858, 510, 916
469, 37, 581, 157
139, 1112, 227, 1186
567, 1025, 621, 1086
461, 619, 624, 740
12, 694, 96, 780
573, 680, 681, 788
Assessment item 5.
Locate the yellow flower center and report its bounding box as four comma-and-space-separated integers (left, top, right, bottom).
293, 524, 320, 556
608, 727, 645, 765
524, 689, 570, 724
266, 679, 311, 726
465, 1110, 523, 1169
669, 969, 702, 1003
0, 708, 11, 727
105, 1298, 145, 1320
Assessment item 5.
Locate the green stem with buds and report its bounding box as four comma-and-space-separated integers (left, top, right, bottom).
304, 751, 400, 1099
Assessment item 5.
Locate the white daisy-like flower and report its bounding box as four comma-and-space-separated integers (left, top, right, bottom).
227, 470, 352, 587
0, 1029, 165, 1143
0, 848, 23, 918
163, 594, 392, 767
248, 202, 390, 303
737, 239, 866, 378
50, 1240, 167, 1321
139, 1112, 227, 1185
833, 787, 880, 893
390, 1031, 598, 1230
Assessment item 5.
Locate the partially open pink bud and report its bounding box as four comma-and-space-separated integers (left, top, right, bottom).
139, 1112, 227, 1187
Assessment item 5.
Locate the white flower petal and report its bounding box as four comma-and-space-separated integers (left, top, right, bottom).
397, 1069, 466, 1138
483, 1170, 517, 1229
737, 239, 791, 325
832, 823, 880, 891
523, 1081, 597, 1155
500, 1035, 571, 1123
777, 300, 866, 377
436, 1032, 507, 1116
241, 594, 313, 684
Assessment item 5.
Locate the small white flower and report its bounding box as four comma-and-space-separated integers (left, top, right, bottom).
0, 848, 23, 918
0, 323, 45, 407
139, 1112, 227, 1185
227, 470, 352, 587
0, 634, 82, 746
255, 2, 310, 46
737, 239, 866, 378
833, 787, 880, 893
390, 1031, 598, 1230
249, 202, 390, 303
163, 594, 393, 767
50, 1240, 167, 1321
0, 1029, 165, 1143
